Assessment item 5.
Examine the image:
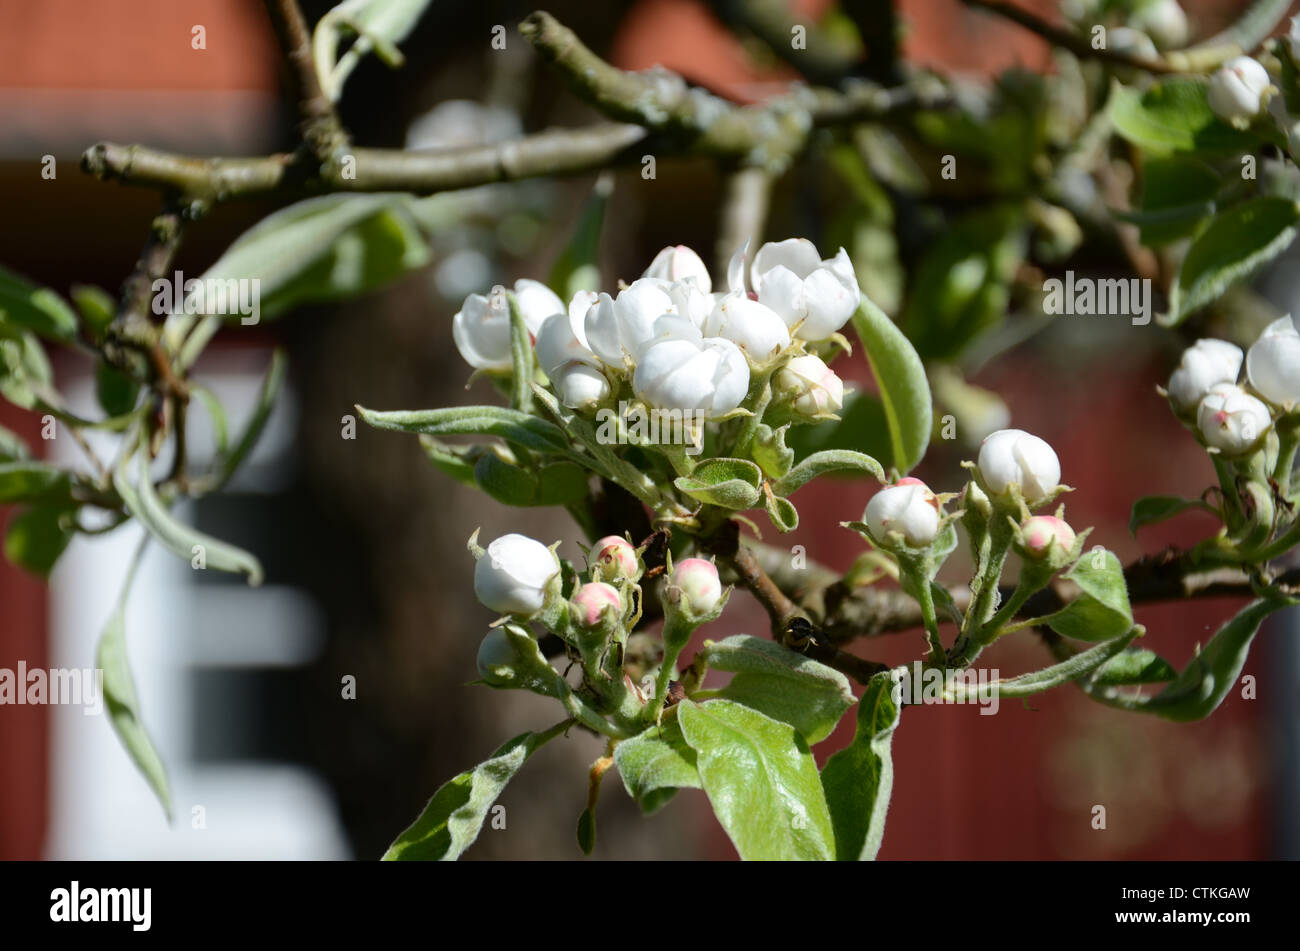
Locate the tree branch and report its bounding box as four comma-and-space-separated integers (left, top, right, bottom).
263, 0, 348, 159
961, 0, 1181, 74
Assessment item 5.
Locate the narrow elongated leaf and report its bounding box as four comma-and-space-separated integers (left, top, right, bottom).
1138, 597, 1291, 721
96, 542, 172, 819
1165, 197, 1300, 325
851, 295, 932, 475
114, 451, 263, 585
383, 724, 565, 860
1120, 155, 1221, 246
700, 635, 855, 744
213, 350, 287, 488
314, 0, 434, 100
613, 719, 700, 815
954, 628, 1138, 699
190, 194, 429, 322
772, 449, 883, 496
820, 672, 900, 861
677, 699, 835, 860
1091, 648, 1177, 686
357, 405, 571, 454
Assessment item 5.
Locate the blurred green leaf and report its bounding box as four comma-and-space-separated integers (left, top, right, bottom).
1090, 647, 1177, 686
1164, 196, 1300, 326
1108, 79, 1277, 155
70, 284, 116, 341
549, 173, 611, 300
1119, 155, 1221, 246
900, 205, 1026, 362
358, 404, 571, 455
0, 461, 72, 504
94, 360, 140, 418
193, 195, 430, 322
0, 266, 77, 341
97, 542, 172, 819
314, 0, 433, 100
4, 503, 75, 576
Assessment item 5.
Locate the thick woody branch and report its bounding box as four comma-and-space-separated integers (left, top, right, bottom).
83, 12, 950, 204
82, 126, 649, 201
818, 549, 1300, 644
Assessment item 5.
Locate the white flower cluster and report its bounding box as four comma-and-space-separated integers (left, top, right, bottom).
1167, 318, 1300, 455
451, 239, 860, 418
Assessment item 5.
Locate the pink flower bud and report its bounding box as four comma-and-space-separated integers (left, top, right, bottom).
572, 582, 623, 627
592, 535, 639, 579
1021, 515, 1076, 557
671, 558, 722, 615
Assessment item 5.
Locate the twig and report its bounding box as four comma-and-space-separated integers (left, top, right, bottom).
961, 0, 1181, 74
715, 165, 773, 280
263, 0, 348, 160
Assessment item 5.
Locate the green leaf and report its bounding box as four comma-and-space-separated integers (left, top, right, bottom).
1043, 548, 1134, 641
613, 718, 701, 815
820, 671, 900, 861
1090, 647, 1177, 686
677, 699, 835, 860
764, 491, 799, 532
550, 174, 611, 300
899, 205, 1025, 362
192, 194, 430, 321
383, 723, 565, 861
751, 423, 794, 479
96, 542, 172, 819
962, 628, 1138, 699
1136, 597, 1292, 721
1107, 78, 1274, 155
70, 284, 115, 340
1121, 155, 1221, 246
851, 294, 932, 475
4, 503, 76, 576
673, 457, 763, 510
114, 451, 263, 585
0, 266, 78, 341
0, 325, 53, 410
190, 385, 229, 456
0, 424, 30, 461
313, 0, 434, 100
419, 435, 477, 486
357, 404, 571, 455
1129, 494, 1216, 535
772, 449, 883, 496
0, 461, 72, 504
94, 359, 141, 418
1164, 197, 1300, 326
211, 350, 286, 489
699, 635, 855, 744
507, 292, 534, 414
